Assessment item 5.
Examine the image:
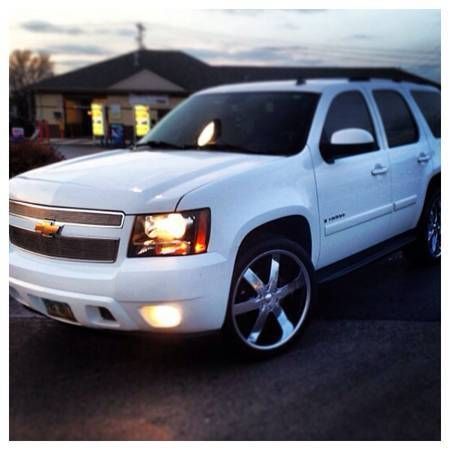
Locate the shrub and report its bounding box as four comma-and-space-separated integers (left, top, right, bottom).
10, 141, 64, 178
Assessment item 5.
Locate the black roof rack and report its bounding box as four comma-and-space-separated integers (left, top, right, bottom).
297, 75, 439, 88
348, 76, 372, 82
293, 69, 439, 89
348, 75, 437, 86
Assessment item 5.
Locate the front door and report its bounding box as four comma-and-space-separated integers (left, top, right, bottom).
310, 89, 392, 269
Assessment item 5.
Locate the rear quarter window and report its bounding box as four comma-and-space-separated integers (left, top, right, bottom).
412, 90, 441, 138
373, 90, 419, 148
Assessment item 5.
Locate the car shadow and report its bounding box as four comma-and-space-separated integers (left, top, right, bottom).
315, 251, 440, 322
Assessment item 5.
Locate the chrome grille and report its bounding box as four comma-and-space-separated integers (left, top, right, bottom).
10, 226, 119, 262
9, 200, 124, 227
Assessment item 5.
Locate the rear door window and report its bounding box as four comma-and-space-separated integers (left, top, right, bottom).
373, 90, 419, 148
411, 90, 441, 138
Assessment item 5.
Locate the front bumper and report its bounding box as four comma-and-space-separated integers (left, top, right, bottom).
9, 245, 231, 332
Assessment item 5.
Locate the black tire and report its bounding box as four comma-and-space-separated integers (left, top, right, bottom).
404, 188, 441, 265
223, 235, 317, 358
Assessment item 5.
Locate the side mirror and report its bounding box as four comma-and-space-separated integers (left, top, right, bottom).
321, 128, 375, 163
330, 128, 375, 146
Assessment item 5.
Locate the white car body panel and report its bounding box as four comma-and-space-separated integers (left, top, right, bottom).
9, 79, 440, 333
176, 148, 320, 267
307, 84, 393, 268
367, 84, 436, 238
10, 149, 279, 214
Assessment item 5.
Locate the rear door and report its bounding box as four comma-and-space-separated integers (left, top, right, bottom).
410, 89, 441, 174
310, 88, 392, 268
371, 88, 434, 236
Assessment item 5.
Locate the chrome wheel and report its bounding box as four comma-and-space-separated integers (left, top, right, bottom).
231, 249, 311, 351
427, 195, 441, 258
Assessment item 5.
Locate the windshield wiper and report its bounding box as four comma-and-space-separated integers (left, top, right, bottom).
132, 140, 254, 154
132, 140, 187, 150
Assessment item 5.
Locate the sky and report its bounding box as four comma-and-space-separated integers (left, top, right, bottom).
9, 9, 441, 82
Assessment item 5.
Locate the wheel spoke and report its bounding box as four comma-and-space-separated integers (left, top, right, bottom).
276, 274, 305, 300
268, 255, 280, 290
431, 232, 438, 254
428, 230, 434, 242
272, 304, 294, 340
248, 309, 270, 344
243, 268, 265, 295
427, 196, 441, 258
234, 297, 260, 315
233, 248, 312, 350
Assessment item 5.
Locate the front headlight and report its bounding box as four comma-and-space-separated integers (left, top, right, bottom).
128, 209, 210, 257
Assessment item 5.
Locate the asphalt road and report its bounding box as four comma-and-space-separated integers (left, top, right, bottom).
10, 251, 440, 440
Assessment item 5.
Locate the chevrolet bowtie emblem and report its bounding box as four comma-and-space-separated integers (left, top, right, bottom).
34, 220, 62, 237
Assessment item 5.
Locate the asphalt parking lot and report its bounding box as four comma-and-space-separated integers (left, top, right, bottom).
10, 251, 440, 441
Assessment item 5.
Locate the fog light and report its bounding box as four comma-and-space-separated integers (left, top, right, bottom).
140, 305, 182, 328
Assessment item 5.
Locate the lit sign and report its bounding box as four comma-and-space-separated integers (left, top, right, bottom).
134, 105, 150, 137
91, 103, 105, 137
129, 95, 169, 107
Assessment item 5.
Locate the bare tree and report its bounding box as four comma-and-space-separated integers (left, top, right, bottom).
9, 50, 54, 120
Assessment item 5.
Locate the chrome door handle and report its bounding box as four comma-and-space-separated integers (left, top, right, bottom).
371, 164, 388, 176
417, 153, 431, 164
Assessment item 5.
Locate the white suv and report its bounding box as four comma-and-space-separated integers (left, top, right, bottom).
9, 79, 441, 355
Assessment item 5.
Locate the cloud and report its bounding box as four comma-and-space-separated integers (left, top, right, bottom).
291, 9, 327, 14
219, 9, 326, 15
233, 46, 310, 61
57, 59, 97, 69
187, 45, 327, 66
21, 20, 83, 35
83, 24, 136, 37
186, 44, 441, 83
110, 27, 136, 37
41, 44, 111, 56
21, 20, 137, 38
350, 33, 374, 40
219, 9, 265, 15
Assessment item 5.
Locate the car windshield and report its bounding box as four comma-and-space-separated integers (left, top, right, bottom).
138, 91, 320, 156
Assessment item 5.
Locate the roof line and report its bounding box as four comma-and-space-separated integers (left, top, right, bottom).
29, 49, 440, 92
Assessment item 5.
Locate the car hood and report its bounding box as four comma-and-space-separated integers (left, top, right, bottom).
10, 149, 281, 213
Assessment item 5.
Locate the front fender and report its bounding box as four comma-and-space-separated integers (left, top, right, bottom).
176, 151, 320, 268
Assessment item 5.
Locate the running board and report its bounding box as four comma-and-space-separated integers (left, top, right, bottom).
316, 231, 417, 284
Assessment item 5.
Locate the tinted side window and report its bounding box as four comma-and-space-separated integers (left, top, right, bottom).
373, 90, 419, 147
412, 90, 441, 138
320, 91, 378, 159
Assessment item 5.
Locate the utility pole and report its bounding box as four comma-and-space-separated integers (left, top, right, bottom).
134, 23, 146, 67
136, 23, 146, 50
